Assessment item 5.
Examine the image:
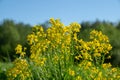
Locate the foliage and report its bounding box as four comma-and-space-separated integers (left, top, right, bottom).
5, 18, 120, 80
0, 20, 32, 61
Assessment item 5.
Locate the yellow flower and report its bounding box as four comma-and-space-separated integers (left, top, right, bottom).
98, 71, 102, 77
69, 68, 75, 76
76, 76, 82, 80
75, 54, 82, 60
53, 55, 59, 63
70, 22, 81, 32
15, 44, 22, 54
93, 53, 101, 57
116, 75, 120, 79
102, 63, 112, 69
87, 61, 92, 67
111, 68, 117, 72
15, 44, 26, 58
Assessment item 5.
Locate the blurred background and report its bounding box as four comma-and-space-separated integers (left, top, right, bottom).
0, 0, 120, 66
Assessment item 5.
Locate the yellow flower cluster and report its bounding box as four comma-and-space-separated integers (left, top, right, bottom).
26, 18, 81, 67
15, 44, 26, 58
77, 60, 120, 80
7, 58, 32, 80
7, 44, 32, 80
75, 30, 112, 65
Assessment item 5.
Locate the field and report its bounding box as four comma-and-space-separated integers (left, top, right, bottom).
0, 18, 120, 80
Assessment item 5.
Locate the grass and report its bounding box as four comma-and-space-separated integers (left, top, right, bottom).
0, 62, 13, 80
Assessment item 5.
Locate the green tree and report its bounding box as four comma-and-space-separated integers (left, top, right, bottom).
0, 20, 32, 62
116, 21, 120, 30
0, 20, 20, 61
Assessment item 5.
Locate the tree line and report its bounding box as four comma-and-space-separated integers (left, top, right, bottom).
0, 20, 32, 62
0, 19, 120, 66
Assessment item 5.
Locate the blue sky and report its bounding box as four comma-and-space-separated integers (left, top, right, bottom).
0, 0, 120, 25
